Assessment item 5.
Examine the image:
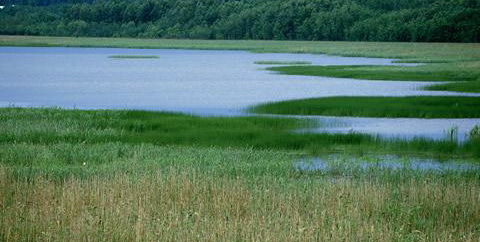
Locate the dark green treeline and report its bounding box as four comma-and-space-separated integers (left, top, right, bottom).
0, 0, 479, 42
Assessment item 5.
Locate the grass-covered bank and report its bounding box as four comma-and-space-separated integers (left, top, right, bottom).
1, 35, 479, 62
2, 108, 479, 240
251, 96, 480, 118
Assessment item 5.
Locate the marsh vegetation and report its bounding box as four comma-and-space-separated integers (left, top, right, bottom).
1, 36, 479, 241
251, 96, 480, 118
1, 108, 479, 162
1, 108, 479, 241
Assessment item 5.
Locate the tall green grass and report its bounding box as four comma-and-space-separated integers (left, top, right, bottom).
1, 108, 479, 158
2, 165, 478, 241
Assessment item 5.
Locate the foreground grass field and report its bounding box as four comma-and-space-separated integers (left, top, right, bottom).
251, 96, 480, 118
2, 161, 479, 241
1, 108, 479, 241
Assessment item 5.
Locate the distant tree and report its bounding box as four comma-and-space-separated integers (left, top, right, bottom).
0, 0, 478, 42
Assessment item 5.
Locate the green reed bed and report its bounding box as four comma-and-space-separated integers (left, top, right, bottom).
250, 96, 480, 118
1, 108, 479, 159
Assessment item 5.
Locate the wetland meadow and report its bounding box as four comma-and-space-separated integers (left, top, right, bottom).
1, 35, 480, 241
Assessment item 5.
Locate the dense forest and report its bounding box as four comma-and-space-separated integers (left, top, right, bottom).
0, 0, 479, 42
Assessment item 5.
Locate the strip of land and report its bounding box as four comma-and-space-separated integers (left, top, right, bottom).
251, 96, 480, 118
1, 35, 479, 62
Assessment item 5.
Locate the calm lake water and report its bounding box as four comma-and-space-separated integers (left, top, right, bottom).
1, 47, 479, 141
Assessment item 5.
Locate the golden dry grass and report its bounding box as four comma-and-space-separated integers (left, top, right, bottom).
1, 167, 479, 241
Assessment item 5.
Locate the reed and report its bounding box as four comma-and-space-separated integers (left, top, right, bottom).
2, 107, 480, 158
1, 165, 479, 241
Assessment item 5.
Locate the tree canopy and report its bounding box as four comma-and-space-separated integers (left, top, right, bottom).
0, 0, 479, 42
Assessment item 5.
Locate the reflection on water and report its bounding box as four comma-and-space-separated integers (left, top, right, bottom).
294, 115, 480, 142
1, 46, 479, 141
295, 156, 480, 173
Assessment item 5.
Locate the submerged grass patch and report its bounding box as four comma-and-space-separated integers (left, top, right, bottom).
250, 96, 480, 118
254, 60, 312, 65
108, 55, 159, 59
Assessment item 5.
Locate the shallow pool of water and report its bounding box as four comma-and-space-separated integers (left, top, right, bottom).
1, 46, 479, 141
295, 156, 480, 173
